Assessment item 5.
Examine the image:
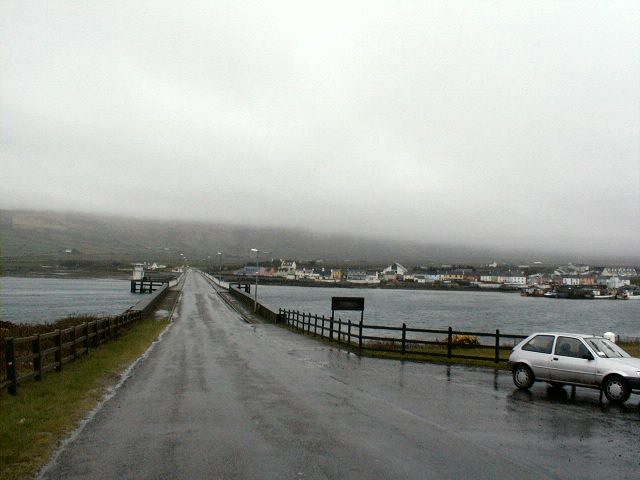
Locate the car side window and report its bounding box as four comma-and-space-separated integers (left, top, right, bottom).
522, 335, 554, 354
554, 337, 587, 358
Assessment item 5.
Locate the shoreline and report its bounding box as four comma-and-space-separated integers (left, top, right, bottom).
219, 275, 523, 293
1, 270, 131, 280
2, 271, 522, 294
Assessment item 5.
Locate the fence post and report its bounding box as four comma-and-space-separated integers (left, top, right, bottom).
314, 315, 318, 336
321, 315, 325, 338
6, 338, 17, 395
307, 313, 312, 333
71, 326, 77, 361
348, 320, 352, 346
329, 316, 334, 341
337, 318, 342, 344
32, 334, 42, 381
495, 329, 500, 363
359, 320, 363, 349
402, 323, 407, 354
93, 321, 99, 347
447, 327, 452, 359
82, 322, 88, 354
55, 329, 62, 372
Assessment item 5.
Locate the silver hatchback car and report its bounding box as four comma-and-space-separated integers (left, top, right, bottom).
509, 332, 640, 403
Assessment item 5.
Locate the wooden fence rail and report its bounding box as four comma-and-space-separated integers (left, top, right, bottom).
2, 283, 170, 395
279, 308, 528, 364
227, 284, 528, 364
2, 313, 141, 395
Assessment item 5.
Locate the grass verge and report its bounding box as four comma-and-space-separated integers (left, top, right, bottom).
0, 318, 169, 480
619, 342, 640, 357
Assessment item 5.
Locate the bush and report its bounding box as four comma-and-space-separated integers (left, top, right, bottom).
451, 335, 479, 346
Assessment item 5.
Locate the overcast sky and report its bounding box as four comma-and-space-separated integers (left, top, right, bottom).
1, 1, 639, 257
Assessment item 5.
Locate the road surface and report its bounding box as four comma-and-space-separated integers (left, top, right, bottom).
41, 271, 639, 479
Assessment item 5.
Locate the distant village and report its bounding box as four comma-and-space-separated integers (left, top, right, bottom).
232, 260, 640, 292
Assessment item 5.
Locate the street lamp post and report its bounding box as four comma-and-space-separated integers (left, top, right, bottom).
217, 252, 223, 282
250, 248, 259, 312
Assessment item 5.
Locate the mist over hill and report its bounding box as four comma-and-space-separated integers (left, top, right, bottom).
1, 210, 637, 270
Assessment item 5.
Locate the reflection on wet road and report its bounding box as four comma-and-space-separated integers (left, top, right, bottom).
41, 271, 639, 479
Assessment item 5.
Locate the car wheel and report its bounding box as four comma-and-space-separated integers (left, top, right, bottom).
602, 375, 631, 404
512, 364, 534, 389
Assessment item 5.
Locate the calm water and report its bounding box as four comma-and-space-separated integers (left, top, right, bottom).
257, 285, 640, 338
1, 276, 137, 324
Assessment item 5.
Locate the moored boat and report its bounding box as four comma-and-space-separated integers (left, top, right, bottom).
590, 289, 616, 299
616, 288, 640, 300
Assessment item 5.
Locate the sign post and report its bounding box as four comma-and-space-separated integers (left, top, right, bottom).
331, 297, 365, 323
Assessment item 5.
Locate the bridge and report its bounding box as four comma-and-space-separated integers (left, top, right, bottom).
40, 270, 639, 479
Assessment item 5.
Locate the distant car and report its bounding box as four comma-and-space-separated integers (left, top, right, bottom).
508, 332, 640, 404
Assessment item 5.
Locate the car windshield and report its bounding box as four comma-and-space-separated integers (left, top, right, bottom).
585, 338, 630, 358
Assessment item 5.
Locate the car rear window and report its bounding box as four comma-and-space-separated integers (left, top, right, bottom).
522, 335, 554, 354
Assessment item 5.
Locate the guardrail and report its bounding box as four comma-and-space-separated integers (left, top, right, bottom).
279, 309, 528, 363
1, 284, 169, 395
227, 284, 282, 323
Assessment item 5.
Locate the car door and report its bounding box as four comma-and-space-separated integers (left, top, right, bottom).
518, 334, 555, 380
549, 336, 597, 385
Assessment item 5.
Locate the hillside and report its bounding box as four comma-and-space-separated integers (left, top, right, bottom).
1, 210, 636, 272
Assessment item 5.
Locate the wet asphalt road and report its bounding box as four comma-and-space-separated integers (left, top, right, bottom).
41, 271, 639, 479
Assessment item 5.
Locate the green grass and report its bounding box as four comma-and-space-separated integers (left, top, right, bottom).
619, 342, 640, 357
0, 318, 169, 480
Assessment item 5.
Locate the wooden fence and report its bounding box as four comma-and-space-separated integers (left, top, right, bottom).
226, 284, 527, 364
279, 308, 528, 364
1, 284, 169, 395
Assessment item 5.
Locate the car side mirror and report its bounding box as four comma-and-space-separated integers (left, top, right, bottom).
582, 354, 594, 361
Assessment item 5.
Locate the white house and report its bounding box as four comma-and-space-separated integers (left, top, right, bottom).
604, 276, 631, 289
276, 260, 297, 279
480, 272, 526, 286
295, 268, 321, 280
346, 270, 380, 284
601, 267, 637, 277
382, 262, 408, 280
414, 273, 440, 284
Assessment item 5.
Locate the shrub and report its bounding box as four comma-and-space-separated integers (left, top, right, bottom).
451, 335, 479, 346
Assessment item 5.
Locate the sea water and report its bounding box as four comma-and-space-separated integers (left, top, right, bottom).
257, 285, 640, 337
1, 276, 137, 324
